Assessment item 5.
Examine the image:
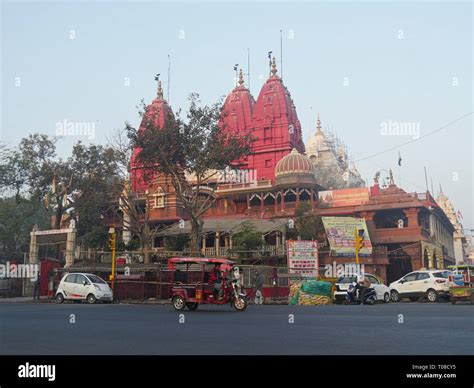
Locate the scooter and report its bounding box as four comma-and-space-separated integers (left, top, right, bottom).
345, 282, 377, 305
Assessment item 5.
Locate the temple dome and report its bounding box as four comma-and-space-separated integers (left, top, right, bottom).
275, 148, 316, 186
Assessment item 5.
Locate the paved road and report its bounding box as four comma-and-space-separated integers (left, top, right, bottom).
0, 302, 472, 355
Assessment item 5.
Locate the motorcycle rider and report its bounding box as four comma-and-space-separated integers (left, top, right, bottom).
357, 273, 370, 304
209, 263, 224, 300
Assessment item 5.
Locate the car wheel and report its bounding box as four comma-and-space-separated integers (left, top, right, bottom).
383, 293, 390, 303
55, 293, 64, 304
390, 290, 400, 302
87, 294, 97, 304
186, 302, 198, 310
426, 289, 438, 303
172, 296, 186, 311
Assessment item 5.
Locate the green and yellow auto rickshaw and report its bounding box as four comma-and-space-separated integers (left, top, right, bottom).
447, 265, 474, 304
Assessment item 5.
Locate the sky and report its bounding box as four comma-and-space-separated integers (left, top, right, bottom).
1, 0, 472, 229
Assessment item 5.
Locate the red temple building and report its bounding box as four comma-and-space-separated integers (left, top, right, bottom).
126, 59, 456, 283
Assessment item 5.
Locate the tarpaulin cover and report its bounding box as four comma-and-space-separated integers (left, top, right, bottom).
289, 281, 332, 305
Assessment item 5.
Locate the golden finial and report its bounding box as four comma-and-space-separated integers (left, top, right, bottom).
271, 56, 277, 76
238, 68, 245, 87
316, 114, 322, 133
157, 80, 163, 99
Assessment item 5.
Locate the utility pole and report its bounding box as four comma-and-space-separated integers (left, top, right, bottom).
108, 227, 117, 290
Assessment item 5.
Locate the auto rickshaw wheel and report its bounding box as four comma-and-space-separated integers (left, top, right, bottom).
172, 296, 186, 311
186, 302, 198, 310
233, 296, 248, 311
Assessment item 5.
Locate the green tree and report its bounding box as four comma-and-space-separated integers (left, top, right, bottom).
0, 197, 49, 260
0, 135, 127, 250
232, 222, 263, 259
292, 202, 325, 241
164, 234, 189, 251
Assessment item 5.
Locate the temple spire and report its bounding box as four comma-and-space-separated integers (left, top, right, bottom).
154, 73, 163, 99
238, 68, 245, 87
316, 113, 322, 133
157, 80, 163, 99
271, 56, 278, 77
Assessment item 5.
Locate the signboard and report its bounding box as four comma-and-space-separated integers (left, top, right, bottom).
321, 217, 372, 256
318, 188, 369, 208
287, 240, 319, 278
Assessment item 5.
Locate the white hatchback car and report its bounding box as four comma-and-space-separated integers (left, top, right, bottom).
389, 270, 451, 303
55, 273, 113, 304
334, 273, 391, 304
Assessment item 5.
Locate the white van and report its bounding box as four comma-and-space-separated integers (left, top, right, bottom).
55, 273, 113, 304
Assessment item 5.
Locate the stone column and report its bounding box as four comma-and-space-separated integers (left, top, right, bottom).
404, 208, 419, 227
28, 230, 39, 265
123, 211, 131, 244
201, 235, 206, 255
215, 232, 220, 256
427, 248, 434, 269
65, 228, 76, 268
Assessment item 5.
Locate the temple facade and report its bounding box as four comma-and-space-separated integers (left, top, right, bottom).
436, 188, 472, 264
306, 116, 365, 189
126, 59, 457, 282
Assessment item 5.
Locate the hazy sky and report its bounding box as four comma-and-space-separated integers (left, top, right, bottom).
1, 1, 472, 229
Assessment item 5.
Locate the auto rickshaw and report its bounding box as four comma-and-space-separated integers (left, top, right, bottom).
168, 257, 248, 312
447, 265, 474, 304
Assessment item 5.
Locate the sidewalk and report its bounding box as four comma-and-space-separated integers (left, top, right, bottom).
0, 296, 51, 303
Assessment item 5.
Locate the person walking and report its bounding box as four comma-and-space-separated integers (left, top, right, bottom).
33, 274, 41, 300
254, 269, 264, 305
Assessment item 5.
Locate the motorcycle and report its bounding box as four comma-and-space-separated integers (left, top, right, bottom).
345, 282, 377, 305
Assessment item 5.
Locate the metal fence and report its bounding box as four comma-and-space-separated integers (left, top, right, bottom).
112, 264, 290, 302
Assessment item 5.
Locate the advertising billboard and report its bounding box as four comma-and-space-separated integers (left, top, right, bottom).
321, 216, 372, 256
318, 187, 369, 208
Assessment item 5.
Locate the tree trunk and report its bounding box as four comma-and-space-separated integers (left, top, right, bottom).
143, 245, 151, 264
189, 217, 202, 256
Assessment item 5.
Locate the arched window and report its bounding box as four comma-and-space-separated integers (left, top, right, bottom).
153, 187, 165, 209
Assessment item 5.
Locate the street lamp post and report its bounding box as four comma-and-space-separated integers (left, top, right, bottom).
108, 227, 117, 289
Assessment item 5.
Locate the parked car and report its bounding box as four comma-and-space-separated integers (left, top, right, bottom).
389, 270, 451, 303
334, 273, 390, 304
55, 273, 113, 304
